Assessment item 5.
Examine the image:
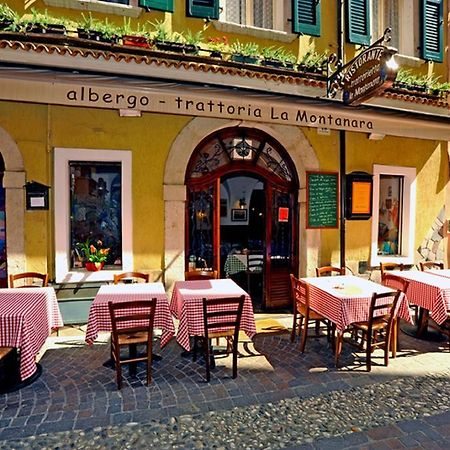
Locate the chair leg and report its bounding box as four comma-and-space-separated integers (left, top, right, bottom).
300, 313, 309, 353
112, 344, 122, 390
232, 336, 239, 379
290, 309, 298, 343
391, 319, 398, 359
366, 335, 372, 372
204, 336, 211, 382
147, 338, 153, 386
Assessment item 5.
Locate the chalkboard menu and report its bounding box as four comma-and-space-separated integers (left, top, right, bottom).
306, 171, 339, 229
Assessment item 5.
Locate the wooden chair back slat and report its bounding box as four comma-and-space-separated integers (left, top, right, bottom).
419, 261, 444, 271
9, 272, 49, 288
315, 266, 345, 277
185, 270, 218, 281
113, 272, 149, 284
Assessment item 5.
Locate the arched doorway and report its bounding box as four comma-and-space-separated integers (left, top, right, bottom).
185, 127, 299, 309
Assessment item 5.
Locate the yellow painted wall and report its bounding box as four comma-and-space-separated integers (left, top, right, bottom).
0, 100, 191, 275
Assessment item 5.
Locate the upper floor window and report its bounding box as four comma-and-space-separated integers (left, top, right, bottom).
220, 0, 289, 32
371, 0, 420, 59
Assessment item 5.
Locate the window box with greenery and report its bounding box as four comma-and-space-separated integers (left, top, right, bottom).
120, 18, 151, 48
150, 20, 200, 54
392, 69, 450, 99
298, 50, 327, 75
0, 4, 20, 32
22, 8, 71, 35
77, 13, 120, 44
230, 41, 260, 65
261, 46, 297, 70
206, 36, 230, 59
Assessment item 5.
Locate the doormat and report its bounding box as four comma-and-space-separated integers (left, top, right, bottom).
254, 318, 290, 335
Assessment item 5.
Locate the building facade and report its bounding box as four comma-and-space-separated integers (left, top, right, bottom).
0, 0, 449, 312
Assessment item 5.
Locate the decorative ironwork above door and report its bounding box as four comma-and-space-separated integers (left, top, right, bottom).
187, 128, 295, 183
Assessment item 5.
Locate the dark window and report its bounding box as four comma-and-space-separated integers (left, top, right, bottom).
70, 162, 122, 270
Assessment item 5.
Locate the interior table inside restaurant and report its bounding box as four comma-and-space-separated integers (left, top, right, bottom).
302, 275, 412, 364
170, 278, 257, 351
385, 270, 450, 340
0, 287, 64, 393
85, 282, 175, 348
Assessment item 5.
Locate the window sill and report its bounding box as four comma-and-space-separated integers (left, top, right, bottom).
43, 0, 143, 18
395, 54, 424, 68
214, 21, 297, 44
59, 269, 125, 283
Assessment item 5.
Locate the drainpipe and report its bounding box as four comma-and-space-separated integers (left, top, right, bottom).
338, 0, 346, 271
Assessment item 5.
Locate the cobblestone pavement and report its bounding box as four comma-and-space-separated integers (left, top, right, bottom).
0, 317, 450, 449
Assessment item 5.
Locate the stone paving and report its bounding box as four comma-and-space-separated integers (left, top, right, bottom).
0, 317, 449, 448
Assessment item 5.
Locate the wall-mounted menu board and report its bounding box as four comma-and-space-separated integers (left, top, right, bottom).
306, 171, 339, 229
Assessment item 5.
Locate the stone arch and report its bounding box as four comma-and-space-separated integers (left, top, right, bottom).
0, 126, 26, 277
163, 117, 320, 288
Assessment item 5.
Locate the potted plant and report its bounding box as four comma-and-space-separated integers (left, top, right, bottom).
230, 40, 260, 65
77, 13, 119, 44
0, 4, 20, 32
22, 8, 68, 35
150, 20, 198, 54
76, 238, 110, 271
206, 35, 230, 59
183, 29, 203, 54
120, 18, 150, 48
262, 46, 296, 69
298, 50, 327, 74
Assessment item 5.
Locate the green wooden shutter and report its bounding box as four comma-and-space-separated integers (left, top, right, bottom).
346, 0, 370, 46
421, 0, 443, 62
139, 0, 174, 12
187, 0, 219, 19
292, 0, 321, 36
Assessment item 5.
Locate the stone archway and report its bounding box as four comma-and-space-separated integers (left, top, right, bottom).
0, 126, 26, 276
163, 117, 320, 290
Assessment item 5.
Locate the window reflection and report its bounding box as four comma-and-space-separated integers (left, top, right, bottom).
70, 162, 122, 269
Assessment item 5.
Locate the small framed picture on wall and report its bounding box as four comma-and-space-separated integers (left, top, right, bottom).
231, 209, 248, 222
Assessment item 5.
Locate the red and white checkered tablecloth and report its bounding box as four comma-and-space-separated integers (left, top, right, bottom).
386, 270, 450, 325
85, 283, 175, 347
0, 287, 64, 381
423, 269, 450, 280
302, 275, 411, 333
170, 278, 256, 351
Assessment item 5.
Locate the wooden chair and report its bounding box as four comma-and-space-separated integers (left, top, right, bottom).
185, 269, 218, 281
246, 252, 264, 297
113, 272, 149, 284
380, 273, 410, 355
9, 272, 49, 288
315, 266, 345, 277
380, 262, 404, 278
348, 290, 401, 371
290, 274, 330, 352
193, 295, 245, 382
419, 261, 444, 271
108, 299, 156, 390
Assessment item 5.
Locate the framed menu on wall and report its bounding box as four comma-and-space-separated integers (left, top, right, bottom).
306, 171, 339, 229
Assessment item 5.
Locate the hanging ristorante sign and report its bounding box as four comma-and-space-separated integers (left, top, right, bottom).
342, 45, 398, 106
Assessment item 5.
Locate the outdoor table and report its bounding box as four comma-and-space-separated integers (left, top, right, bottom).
422, 269, 450, 280
170, 278, 256, 351
385, 270, 450, 340
85, 283, 175, 348
302, 275, 411, 365
0, 287, 64, 390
